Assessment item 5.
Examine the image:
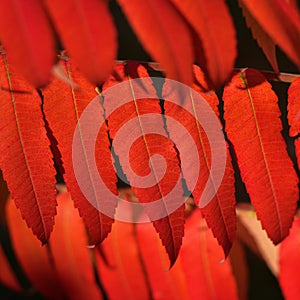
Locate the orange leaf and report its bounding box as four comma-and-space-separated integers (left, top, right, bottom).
279, 217, 300, 300
102, 62, 185, 266
117, 0, 194, 85
170, 0, 237, 88
0, 52, 57, 243
45, 0, 117, 85
239, 0, 300, 68
180, 209, 239, 299
96, 222, 151, 300
43, 59, 118, 245
49, 192, 103, 299
162, 65, 236, 255
0, 1, 55, 87
223, 69, 299, 244
6, 198, 65, 299
239, 0, 279, 72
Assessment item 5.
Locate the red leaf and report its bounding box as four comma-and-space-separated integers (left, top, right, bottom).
6, 198, 65, 299
117, 0, 194, 85
50, 192, 103, 299
43, 59, 118, 245
279, 217, 300, 300
162, 65, 236, 255
45, 0, 117, 85
96, 222, 151, 300
288, 77, 300, 137
0, 52, 57, 243
223, 69, 299, 244
0, 1, 55, 87
239, 0, 279, 72
170, 0, 237, 88
239, 0, 300, 68
102, 62, 185, 266
180, 209, 238, 300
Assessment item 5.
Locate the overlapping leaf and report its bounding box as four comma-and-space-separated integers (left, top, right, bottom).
0, 52, 57, 243
279, 217, 300, 300
117, 0, 194, 85
43, 59, 118, 245
288, 77, 300, 170
170, 0, 237, 88
50, 192, 103, 299
45, 0, 117, 85
239, 0, 300, 69
239, 0, 279, 72
162, 66, 236, 255
223, 68, 299, 244
102, 62, 185, 266
6, 198, 65, 299
0, 1, 56, 87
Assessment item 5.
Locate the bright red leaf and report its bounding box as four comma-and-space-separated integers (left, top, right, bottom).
0, 52, 57, 243
239, 0, 300, 69
170, 0, 237, 88
50, 192, 103, 300
279, 217, 300, 300
0, 1, 56, 87
43, 59, 118, 245
117, 0, 194, 85
45, 0, 117, 85
223, 68, 299, 244
6, 198, 65, 299
102, 62, 185, 266
162, 65, 236, 255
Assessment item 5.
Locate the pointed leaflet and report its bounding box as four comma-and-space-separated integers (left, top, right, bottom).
102, 62, 185, 266
170, 0, 237, 88
238, 0, 279, 72
6, 198, 65, 299
0, 52, 57, 243
223, 69, 299, 244
279, 217, 300, 300
117, 0, 194, 85
45, 0, 117, 85
50, 192, 103, 299
287, 77, 300, 180
288, 77, 300, 137
239, 0, 300, 68
162, 66, 236, 255
0, 1, 55, 87
180, 209, 238, 300
43, 59, 118, 245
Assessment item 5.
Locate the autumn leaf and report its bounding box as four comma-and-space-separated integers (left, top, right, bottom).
238, 0, 279, 72
223, 68, 299, 244
117, 0, 194, 85
0, 1, 56, 87
239, 0, 300, 69
43, 58, 118, 245
45, 0, 117, 85
102, 62, 185, 266
6, 198, 65, 299
0, 52, 57, 243
279, 217, 300, 300
170, 0, 237, 88
162, 65, 236, 256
